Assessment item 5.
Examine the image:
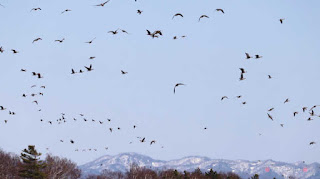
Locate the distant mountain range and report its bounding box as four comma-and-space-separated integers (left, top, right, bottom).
80, 153, 320, 179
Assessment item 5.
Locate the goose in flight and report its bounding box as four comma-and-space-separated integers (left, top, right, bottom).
32, 38, 42, 43
150, 140, 156, 145
302, 107, 307, 112
55, 38, 65, 43
31, 7, 41, 12
71, 69, 76, 74
84, 64, 93, 71
95, 0, 110, 7
140, 137, 146, 143
11, 49, 19, 54
255, 55, 262, 59
174, 83, 185, 94
108, 30, 118, 35
280, 19, 285, 24
293, 112, 298, 117
85, 38, 96, 44
280, 124, 284, 127
239, 68, 246, 74
61, 9, 71, 14
284, 98, 289, 104
268, 75, 272, 79
121, 70, 128, 74
199, 15, 209, 22
221, 96, 228, 101
268, 108, 274, 111
267, 113, 273, 121
245, 53, 252, 59
172, 13, 183, 19
216, 9, 224, 14
70, 140, 74, 144
137, 10, 142, 15
310, 142, 315, 145
236, 95, 242, 98
0, 46, 4, 53
239, 73, 245, 81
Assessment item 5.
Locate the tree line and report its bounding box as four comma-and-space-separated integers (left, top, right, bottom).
0, 145, 265, 179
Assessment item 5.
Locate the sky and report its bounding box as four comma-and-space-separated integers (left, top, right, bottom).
0, 0, 320, 165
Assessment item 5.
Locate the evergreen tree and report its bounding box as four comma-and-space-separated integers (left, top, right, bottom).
19, 145, 46, 179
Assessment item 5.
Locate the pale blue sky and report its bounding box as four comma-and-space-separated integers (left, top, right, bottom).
0, 0, 320, 165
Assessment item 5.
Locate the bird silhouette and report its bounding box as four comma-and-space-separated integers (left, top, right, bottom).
245, 53, 252, 59
302, 107, 307, 112
310, 142, 315, 145
293, 112, 298, 117
32, 38, 42, 43
137, 10, 142, 15
61, 9, 71, 14
284, 98, 289, 104
0, 46, 4, 53
31, 8, 41, 12
84, 64, 93, 71
239, 73, 246, 81
95, 0, 110, 7
221, 96, 228, 100
216, 9, 224, 14
121, 70, 128, 74
85, 38, 96, 44
199, 15, 209, 21
71, 69, 76, 74
11, 49, 19, 54
255, 55, 262, 59
150, 140, 156, 145
70, 140, 74, 144
174, 83, 185, 94
267, 113, 273, 121
172, 13, 183, 19
108, 30, 118, 35
55, 38, 65, 43
280, 19, 285, 24
268, 75, 272, 79
268, 108, 274, 111
239, 68, 246, 74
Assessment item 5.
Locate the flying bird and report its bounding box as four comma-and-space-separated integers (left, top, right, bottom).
174, 83, 185, 94
137, 10, 142, 14
121, 70, 128, 74
71, 69, 76, 74
280, 124, 284, 127
70, 140, 74, 144
284, 98, 289, 104
108, 30, 118, 35
255, 55, 262, 59
239, 68, 246, 74
172, 13, 183, 19
61, 9, 71, 14
95, 0, 110, 7
32, 38, 42, 43
268, 108, 274, 111
150, 140, 156, 145
280, 19, 285, 24
302, 107, 307, 112
239, 73, 246, 81
84, 64, 93, 71
221, 96, 228, 101
11, 49, 19, 54
268, 75, 272, 79
55, 38, 65, 43
310, 142, 315, 145
267, 113, 273, 121
293, 112, 298, 117
216, 9, 224, 13
85, 38, 96, 44
199, 15, 209, 22
245, 53, 252, 59
31, 7, 41, 12
0, 46, 4, 53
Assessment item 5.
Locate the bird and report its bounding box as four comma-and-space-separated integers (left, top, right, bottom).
32, 38, 42, 43
11, 49, 19, 54
216, 9, 224, 14
99, 121, 103, 124
121, 70, 128, 74
37, 73, 43, 79
293, 112, 298, 117
204, 127, 207, 130
150, 140, 156, 145
199, 15, 209, 22
307, 117, 313, 121
245, 53, 252, 59
84, 64, 93, 71
236, 95, 242, 99
79, 69, 83, 73
267, 113, 273, 121
133, 125, 136, 129
221, 96, 228, 100
60, 140, 64, 142
22, 94, 27, 97
89, 56, 96, 60
239, 68, 246, 74
40, 86, 46, 88
137, 10, 142, 15
280, 19, 285, 24
109, 128, 113, 132
33, 101, 38, 105
61, 9, 71, 14
310, 110, 315, 116
310, 142, 315, 145
0, 46, 4, 53
302, 107, 307, 112
268, 75, 272, 79
85, 38, 96, 44
255, 55, 262, 59
4, 120, 7, 123
108, 30, 118, 35
107, 119, 111, 122
268, 108, 274, 111
55, 38, 65, 43
239, 73, 246, 81
284, 98, 289, 104
242, 102, 247, 105
174, 83, 185, 94
31, 7, 41, 12
172, 13, 183, 19
173, 36, 178, 40
70, 140, 74, 144
280, 124, 284, 127
21, 69, 27, 72
120, 29, 129, 34
95, 0, 110, 7
71, 69, 76, 74
140, 137, 145, 143
0, 106, 6, 110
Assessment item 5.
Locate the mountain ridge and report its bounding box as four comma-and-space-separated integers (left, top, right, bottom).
80, 152, 320, 179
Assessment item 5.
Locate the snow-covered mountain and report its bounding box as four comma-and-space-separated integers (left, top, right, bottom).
80, 153, 320, 179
